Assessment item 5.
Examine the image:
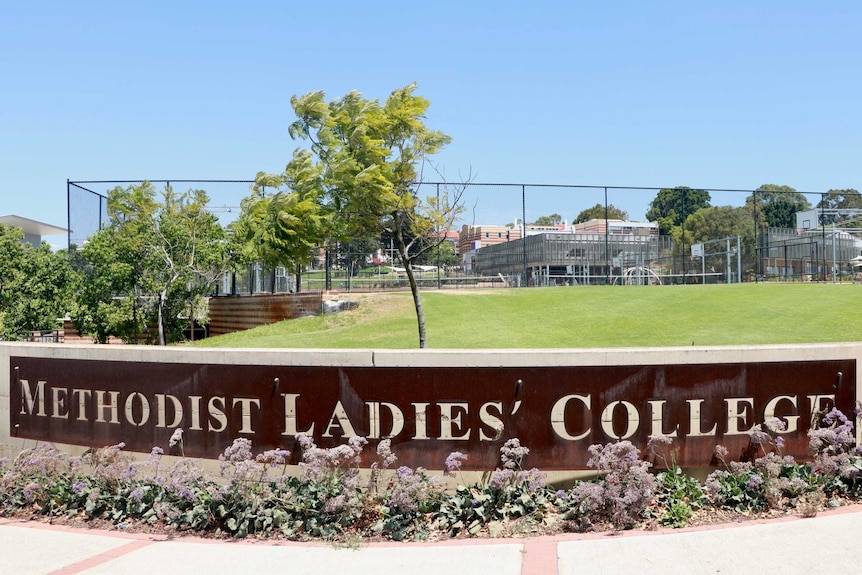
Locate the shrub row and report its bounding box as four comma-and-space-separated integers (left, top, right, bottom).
2, 407, 861, 541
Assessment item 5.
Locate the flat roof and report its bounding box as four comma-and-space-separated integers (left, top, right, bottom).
0, 215, 68, 236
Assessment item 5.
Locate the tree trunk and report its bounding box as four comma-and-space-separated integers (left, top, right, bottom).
157, 288, 168, 346
395, 223, 426, 348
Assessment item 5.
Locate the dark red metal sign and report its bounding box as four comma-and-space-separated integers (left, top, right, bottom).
10, 357, 855, 470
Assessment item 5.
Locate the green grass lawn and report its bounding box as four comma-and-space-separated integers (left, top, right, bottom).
192, 283, 862, 349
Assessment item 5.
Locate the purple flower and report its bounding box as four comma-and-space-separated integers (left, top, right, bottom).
256, 449, 291, 466
764, 418, 787, 433
824, 408, 848, 426
175, 486, 196, 502
746, 474, 764, 490
376, 439, 397, 469
500, 438, 529, 470
22, 482, 40, 503
219, 438, 253, 474
749, 428, 771, 446
72, 481, 86, 494
647, 435, 673, 452
489, 468, 515, 488
444, 451, 467, 477
396, 466, 414, 480
130, 488, 143, 501
348, 436, 368, 454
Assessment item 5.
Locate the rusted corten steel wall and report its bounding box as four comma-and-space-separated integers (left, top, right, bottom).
2, 344, 860, 470
207, 292, 323, 336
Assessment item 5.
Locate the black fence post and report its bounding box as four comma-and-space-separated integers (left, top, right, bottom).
521, 185, 527, 286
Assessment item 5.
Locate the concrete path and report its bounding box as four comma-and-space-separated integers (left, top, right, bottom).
2, 505, 860, 575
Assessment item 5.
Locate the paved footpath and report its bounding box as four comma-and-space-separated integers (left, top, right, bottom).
2, 505, 861, 575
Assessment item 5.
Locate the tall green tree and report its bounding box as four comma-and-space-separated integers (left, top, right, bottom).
413, 238, 459, 268
574, 203, 628, 223
0, 224, 75, 340
677, 205, 755, 271
72, 225, 146, 343
151, 186, 229, 344
646, 187, 711, 236
745, 184, 811, 229
232, 153, 325, 292
287, 83, 464, 348
72, 182, 228, 345
0, 224, 27, 319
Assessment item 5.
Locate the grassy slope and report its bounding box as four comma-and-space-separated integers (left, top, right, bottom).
192, 283, 862, 349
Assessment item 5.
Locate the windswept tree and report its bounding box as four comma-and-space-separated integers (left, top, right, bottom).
286, 83, 464, 348
574, 203, 628, 224
232, 151, 325, 292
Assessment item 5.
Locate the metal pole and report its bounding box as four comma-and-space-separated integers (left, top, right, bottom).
736, 236, 741, 283
821, 194, 827, 281
66, 179, 71, 250
436, 183, 441, 290
726, 238, 731, 284
604, 187, 610, 285
753, 190, 759, 283
522, 185, 527, 286
682, 188, 687, 283
832, 223, 837, 283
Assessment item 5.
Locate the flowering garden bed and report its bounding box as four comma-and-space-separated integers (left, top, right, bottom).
2, 407, 861, 542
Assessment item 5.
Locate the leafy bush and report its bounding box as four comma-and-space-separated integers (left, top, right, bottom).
559, 441, 656, 530
3, 417, 862, 540
647, 435, 707, 527
808, 406, 862, 498
434, 439, 551, 536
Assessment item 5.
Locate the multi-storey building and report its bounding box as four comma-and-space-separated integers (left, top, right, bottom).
473, 219, 668, 286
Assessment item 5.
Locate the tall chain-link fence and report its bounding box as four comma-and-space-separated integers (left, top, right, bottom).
68, 180, 857, 289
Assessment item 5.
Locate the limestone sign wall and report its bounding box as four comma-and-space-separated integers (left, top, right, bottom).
2, 343, 859, 470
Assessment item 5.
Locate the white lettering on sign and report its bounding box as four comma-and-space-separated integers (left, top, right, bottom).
15, 379, 835, 446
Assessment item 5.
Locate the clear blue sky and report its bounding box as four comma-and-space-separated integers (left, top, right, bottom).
3, 1, 861, 242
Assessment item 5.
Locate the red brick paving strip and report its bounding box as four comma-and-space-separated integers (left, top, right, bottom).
48, 540, 156, 575
521, 538, 558, 575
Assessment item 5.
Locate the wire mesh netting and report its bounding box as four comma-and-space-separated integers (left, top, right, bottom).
67, 180, 859, 288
